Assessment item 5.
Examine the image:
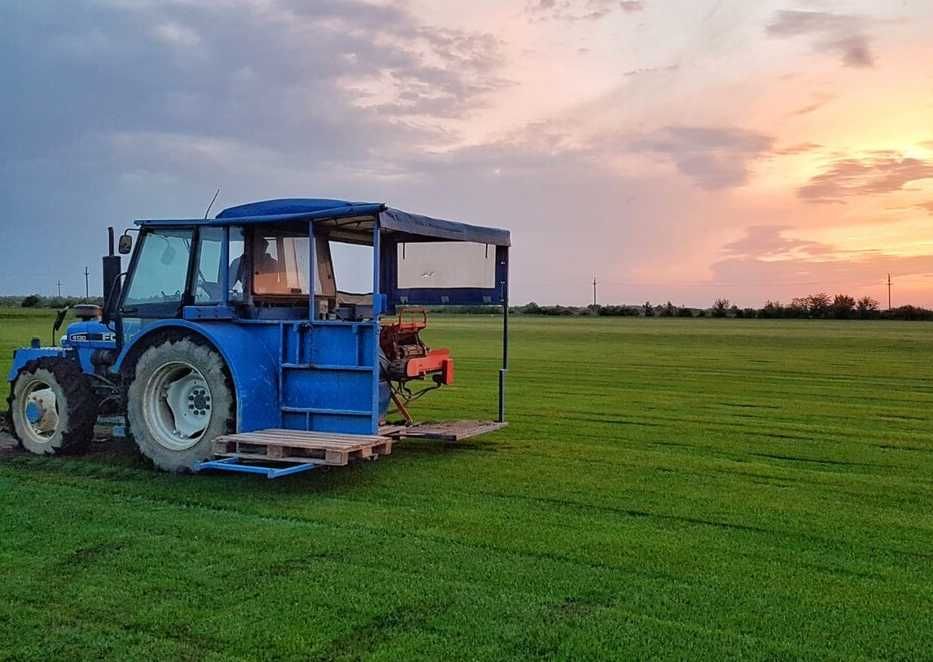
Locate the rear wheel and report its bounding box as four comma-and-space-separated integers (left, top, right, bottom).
127, 337, 234, 472
10, 358, 96, 455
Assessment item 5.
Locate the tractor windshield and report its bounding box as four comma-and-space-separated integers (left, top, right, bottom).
123, 229, 193, 310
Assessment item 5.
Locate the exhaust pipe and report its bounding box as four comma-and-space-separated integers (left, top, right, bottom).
102, 227, 122, 321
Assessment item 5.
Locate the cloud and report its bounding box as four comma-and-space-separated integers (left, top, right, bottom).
526, 0, 644, 22
789, 93, 835, 116
629, 126, 774, 190
623, 63, 679, 77
151, 22, 200, 48
799, 154, 933, 203
711, 227, 933, 298
0, 0, 511, 168
766, 10, 876, 68
0, 0, 516, 296
722, 226, 833, 259
915, 201, 933, 216
773, 143, 822, 156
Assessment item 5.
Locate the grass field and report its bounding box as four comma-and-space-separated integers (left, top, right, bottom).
1, 309, 932, 660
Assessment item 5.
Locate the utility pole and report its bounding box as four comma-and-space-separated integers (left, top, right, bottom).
592, 274, 598, 308
56, 280, 62, 297
84, 267, 90, 300
887, 273, 892, 310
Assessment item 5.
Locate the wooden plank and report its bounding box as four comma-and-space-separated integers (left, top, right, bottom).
266, 445, 286, 459
215, 432, 390, 452
220, 434, 363, 449
217, 430, 388, 445
210, 428, 395, 469
325, 449, 348, 465
265, 428, 385, 440
381, 420, 507, 441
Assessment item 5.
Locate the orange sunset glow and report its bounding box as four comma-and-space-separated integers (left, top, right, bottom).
3, 0, 933, 306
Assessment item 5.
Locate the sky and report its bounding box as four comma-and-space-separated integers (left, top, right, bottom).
2, 0, 933, 307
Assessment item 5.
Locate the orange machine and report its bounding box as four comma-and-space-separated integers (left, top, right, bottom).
379, 308, 454, 423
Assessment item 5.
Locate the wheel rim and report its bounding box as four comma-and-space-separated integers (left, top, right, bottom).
143, 361, 213, 451
18, 380, 60, 446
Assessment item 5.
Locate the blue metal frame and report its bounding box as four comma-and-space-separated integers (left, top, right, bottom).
195, 457, 320, 479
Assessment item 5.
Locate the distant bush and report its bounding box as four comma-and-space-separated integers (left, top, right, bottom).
20, 295, 40, 308
831, 294, 856, 319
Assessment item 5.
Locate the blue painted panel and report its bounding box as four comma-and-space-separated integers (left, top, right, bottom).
282, 411, 374, 435
308, 324, 373, 366
281, 320, 379, 434
183, 306, 235, 321
282, 370, 373, 410
61, 320, 117, 375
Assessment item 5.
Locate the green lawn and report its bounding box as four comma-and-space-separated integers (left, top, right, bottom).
1, 311, 932, 660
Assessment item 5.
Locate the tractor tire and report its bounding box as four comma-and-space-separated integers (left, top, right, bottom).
127, 337, 234, 473
10, 358, 96, 455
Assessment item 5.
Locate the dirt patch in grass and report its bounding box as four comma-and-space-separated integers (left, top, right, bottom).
0, 411, 16, 454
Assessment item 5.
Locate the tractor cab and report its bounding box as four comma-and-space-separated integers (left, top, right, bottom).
7, 198, 510, 477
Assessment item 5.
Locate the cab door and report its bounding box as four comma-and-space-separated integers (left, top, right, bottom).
119, 227, 194, 345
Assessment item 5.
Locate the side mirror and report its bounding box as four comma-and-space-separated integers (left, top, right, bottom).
118, 234, 133, 254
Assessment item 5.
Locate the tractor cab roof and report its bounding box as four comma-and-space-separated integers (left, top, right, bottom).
135, 198, 511, 246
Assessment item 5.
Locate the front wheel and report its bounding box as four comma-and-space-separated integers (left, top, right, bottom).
127, 337, 234, 473
10, 358, 96, 455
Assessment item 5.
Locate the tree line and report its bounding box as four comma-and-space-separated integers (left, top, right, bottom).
510, 294, 933, 320
9, 293, 933, 321
5, 295, 104, 309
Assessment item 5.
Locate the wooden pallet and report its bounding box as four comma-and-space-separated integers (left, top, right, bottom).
380, 420, 507, 442
212, 429, 393, 466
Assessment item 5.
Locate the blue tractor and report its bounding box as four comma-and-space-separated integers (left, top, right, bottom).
7, 199, 510, 475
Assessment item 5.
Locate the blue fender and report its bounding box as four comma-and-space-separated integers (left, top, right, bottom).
114, 320, 281, 432
7, 347, 71, 382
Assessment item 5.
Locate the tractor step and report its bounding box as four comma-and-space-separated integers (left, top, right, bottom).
209, 429, 393, 467
380, 420, 507, 442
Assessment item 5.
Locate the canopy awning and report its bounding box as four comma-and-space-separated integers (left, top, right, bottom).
135, 198, 511, 246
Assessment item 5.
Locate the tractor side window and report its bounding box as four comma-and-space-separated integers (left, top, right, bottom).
228, 227, 245, 301
194, 227, 224, 304
252, 234, 310, 296
330, 241, 373, 294
123, 229, 193, 311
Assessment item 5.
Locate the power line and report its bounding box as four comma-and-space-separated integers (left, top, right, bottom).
56, 280, 62, 297
592, 274, 598, 307
84, 266, 90, 300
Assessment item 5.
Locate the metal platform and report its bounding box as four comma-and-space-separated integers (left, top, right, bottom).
380, 420, 507, 442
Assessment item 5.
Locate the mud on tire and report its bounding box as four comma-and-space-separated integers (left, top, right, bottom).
10, 357, 97, 455
127, 337, 234, 473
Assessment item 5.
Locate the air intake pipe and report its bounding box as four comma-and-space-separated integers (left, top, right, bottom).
102, 227, 122, 321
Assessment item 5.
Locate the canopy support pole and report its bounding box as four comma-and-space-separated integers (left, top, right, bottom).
498, 248, 509, 423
